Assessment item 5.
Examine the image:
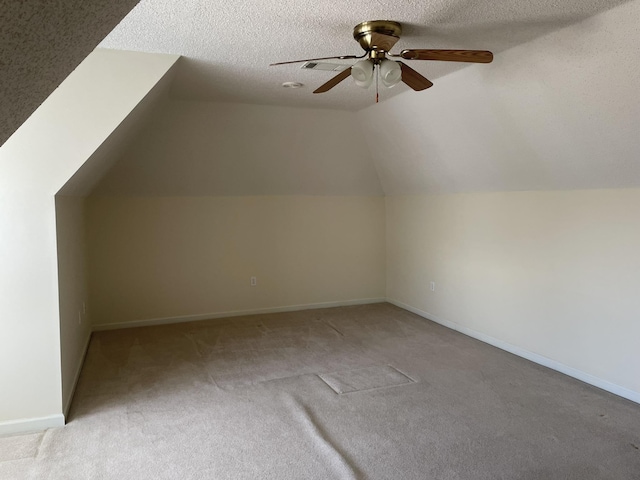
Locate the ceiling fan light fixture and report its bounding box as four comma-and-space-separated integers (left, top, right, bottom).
271, 20, 493, 98
380, 59, 402, 88
351, 59, 374, 88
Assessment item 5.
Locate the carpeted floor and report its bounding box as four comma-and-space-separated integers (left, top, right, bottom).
2, 303, 639, 479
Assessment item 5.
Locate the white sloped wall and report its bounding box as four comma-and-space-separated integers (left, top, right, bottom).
0, 49, 178, 433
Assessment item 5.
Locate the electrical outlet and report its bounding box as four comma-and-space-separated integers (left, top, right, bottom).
430, 281, 436, 292
250, 276, 257, 287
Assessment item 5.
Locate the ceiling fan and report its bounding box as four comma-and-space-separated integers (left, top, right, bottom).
271, 20, 493, 99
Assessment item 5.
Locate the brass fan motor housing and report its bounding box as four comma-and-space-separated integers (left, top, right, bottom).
353, 20, 402, 52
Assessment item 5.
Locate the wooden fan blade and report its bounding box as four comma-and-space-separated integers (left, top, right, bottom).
399, 62, 433, 91
270, 55, 361, 66
400, 49, 493, 63
313, 68, 352, 94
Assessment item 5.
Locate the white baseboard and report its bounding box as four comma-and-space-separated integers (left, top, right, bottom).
0, 414, 65, 437
388, 298, 640, 405
64, 331, 92, 417
92, 297, 386, 331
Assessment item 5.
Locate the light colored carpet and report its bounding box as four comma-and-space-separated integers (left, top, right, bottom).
1, 303, 639, 479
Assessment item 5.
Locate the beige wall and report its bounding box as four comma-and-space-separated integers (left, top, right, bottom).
86, 196, 385, 327
0, 49, 178, 432
386, 190, 640, 397
55, 196, 91, 415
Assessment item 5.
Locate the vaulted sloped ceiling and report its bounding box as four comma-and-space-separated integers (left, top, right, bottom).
358, 0, 640, 194
0, 0, 140, 146
6, 0, 634, 197
91, 101, 383, 197
91, 0, 640, 198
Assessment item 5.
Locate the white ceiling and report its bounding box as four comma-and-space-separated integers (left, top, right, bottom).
99, 0, 630, 111
89, 0, 640, 196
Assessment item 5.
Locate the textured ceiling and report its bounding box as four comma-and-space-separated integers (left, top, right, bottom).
0, 0, 140, 146
100, 0, 630, 110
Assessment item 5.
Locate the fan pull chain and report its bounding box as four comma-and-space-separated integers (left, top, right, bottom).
375, 64, 379, 103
